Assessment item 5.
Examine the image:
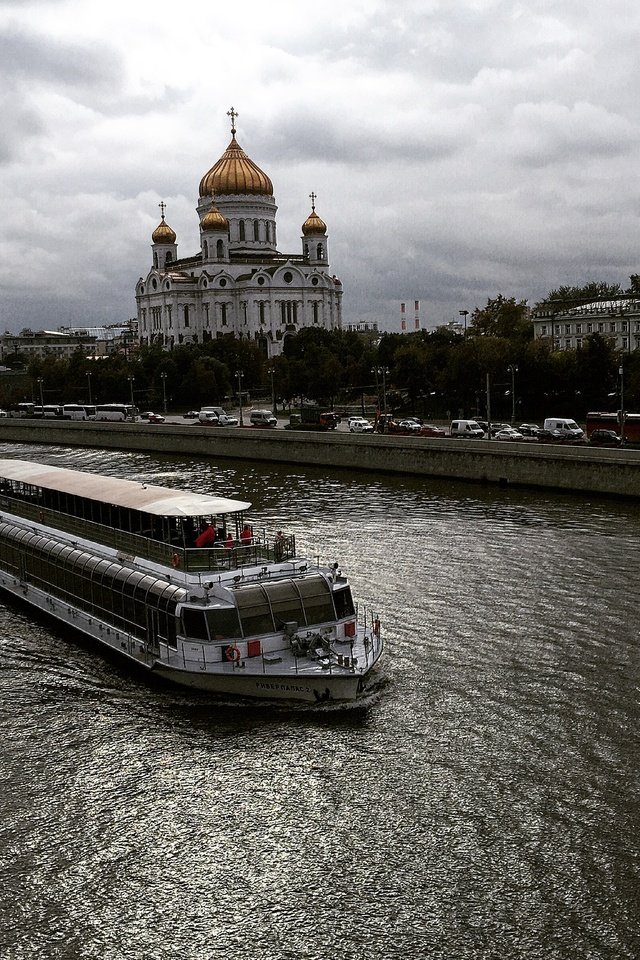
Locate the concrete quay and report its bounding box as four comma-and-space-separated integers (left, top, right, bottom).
1, 418, 639, 498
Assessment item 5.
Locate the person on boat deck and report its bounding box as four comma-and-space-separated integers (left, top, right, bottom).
240, 523, 253, 546
224, 531, 235, 549
182, 516, 196, 547
195, 522, 216, 548
274, 530, 285, 561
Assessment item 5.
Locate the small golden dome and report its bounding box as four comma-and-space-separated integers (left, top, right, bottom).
302, 208, 326, 236
201, 204, 229, 231
199, 135, 273, 197
152, 216, 176, 244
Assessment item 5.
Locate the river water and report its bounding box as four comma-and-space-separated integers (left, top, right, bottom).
0, 441, 639, 960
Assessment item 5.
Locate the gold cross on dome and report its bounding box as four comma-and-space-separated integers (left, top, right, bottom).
227, 106, 238, 135
309, 191, 317, 211
158, 200, 166, 220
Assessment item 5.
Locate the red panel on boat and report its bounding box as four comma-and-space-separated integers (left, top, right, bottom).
247, 639, 261, 658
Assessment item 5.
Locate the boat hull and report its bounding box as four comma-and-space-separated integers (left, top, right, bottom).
151, 660, 371, 703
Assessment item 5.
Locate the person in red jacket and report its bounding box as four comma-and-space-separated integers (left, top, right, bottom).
240, 523, 253, 546
224, 532, 234, 549
195, 522, 216, 548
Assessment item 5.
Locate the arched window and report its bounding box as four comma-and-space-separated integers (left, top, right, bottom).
203, 241, 208, 258
317, 243, 324, 260
165, 251, 172, 263
153, 252, 158, 268
221, 304, 227, 326
304, 243, 309, 258
184, 305, 189, 327
253, 220, 260, 241
216, 239, 224, 258
313, 302, 319, 324
239, 221, 245, 241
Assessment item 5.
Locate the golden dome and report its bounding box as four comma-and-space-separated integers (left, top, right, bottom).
201, 203, 229, 231
199, 135, 273, 197
152, 215, 176, 244
302, 207, 326, 236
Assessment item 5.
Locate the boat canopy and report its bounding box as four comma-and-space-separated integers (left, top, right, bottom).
0, 459, 251, 518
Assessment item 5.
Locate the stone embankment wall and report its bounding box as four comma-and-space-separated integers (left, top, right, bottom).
1, 419, 639, 498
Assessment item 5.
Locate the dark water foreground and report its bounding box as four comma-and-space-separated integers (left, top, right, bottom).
0, 442, 639, 960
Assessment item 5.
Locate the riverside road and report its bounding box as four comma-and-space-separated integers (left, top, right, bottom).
0, 416, 639, 499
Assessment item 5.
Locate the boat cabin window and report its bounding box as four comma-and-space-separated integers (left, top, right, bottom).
235, 584, 275, 636
265, 579, 304, 627
181, 607, 242, 642
295, 576, 335, 625
332, 586, 355, 619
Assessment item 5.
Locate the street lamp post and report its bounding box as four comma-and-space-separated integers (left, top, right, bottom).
619, 363, 625, 444
507, 364, 518, 423
459, 309, 469, 338
371, 366, 390, 430
36, 377, 44, 408
235, 369, 244, 426
268, 366, 276, 413
86, 372, 92, 406
160, 372, 167, 414
127, 376, 135, 417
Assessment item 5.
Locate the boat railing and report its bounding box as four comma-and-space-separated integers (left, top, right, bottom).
0, 494, 296, 573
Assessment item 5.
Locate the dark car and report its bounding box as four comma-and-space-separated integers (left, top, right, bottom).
419, 424, 446, 437
589, 429, 622, 447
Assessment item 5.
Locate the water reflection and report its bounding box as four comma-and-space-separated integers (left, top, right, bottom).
1, 442, 639, 959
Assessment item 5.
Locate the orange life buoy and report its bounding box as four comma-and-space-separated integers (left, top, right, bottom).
171, 553, 180, 569
225, 644, 241, 663
373, 618, 381, 636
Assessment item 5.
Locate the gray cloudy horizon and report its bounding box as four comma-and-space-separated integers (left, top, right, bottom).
1, 0, 639, 335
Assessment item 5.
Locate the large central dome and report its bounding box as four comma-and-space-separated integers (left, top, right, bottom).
199, 134, 273, 198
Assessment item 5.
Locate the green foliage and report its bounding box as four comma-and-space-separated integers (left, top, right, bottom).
469, 295, 531, 341
536, 280, 624, 310
10, 309, 639, 420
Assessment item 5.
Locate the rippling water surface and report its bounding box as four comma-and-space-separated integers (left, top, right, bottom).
1, 442, 639, 959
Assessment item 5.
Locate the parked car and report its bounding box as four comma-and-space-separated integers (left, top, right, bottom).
349, 417, 374, 433
397, 419, 422, 434
418, 424, 447, 437
489, 422, 511, 437
217, 413, 239, 427
139, 411, 153, 420
589, 429, 622, 447
146, 412, 165, 423
518, 423, 540, 436
494, 427, 523, 441
183, 410, 199, 419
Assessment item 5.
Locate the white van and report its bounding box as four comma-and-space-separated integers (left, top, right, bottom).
249, 409, 277, 428
450, 419, 485, 438
543, 418, 584, 440
198, 406, 228, 424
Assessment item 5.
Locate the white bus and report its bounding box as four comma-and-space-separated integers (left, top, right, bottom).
95, 403, 137, 422
62, 404, 88, 421
33, 405, 63, 419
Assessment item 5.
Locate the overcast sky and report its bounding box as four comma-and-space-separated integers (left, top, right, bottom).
1, 0, 640, 335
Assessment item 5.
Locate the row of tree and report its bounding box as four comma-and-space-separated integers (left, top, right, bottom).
2, 291, 638, 422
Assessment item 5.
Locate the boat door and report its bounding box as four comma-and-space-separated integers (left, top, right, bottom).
145, 607, 161, 655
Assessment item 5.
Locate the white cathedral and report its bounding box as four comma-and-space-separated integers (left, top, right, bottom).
136, 108, 343, 357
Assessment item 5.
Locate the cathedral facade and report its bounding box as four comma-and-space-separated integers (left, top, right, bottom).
135, 110, 342, 357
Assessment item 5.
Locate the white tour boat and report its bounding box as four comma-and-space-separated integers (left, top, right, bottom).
0, 460, 383, 703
